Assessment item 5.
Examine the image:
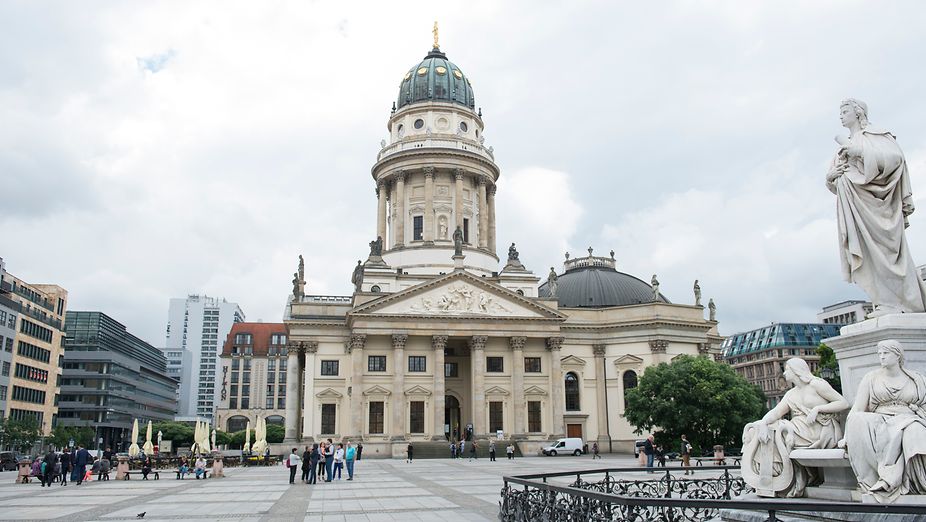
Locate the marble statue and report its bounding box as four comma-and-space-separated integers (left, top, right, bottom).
438, 216, 448, 240
508, 243, 519, 261
565, 252, 570, 261
741, 358, 849, 497
826, 99, 926, 317
610, 250, 615, 260
369, 236, 383, 257
708, 298, 716, 321
298, 255, 305, 283
841, 339, 926, 503
292, 272, 303, 299
651, 274, 659, 301
453, 226, 464, 256
693, 279, 702, 306
547, 268, 558, 298
350, 260, 363, 292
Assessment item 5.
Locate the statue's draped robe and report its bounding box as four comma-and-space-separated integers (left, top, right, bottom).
846, 371, 926, 503
829, 128, 926, 313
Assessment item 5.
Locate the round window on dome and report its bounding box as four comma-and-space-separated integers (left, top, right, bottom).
459, 121, 468, 133
453, 69, 463, 79
417, 67, 428, 76
414, 119, 424, 129
435, 66, 447, 75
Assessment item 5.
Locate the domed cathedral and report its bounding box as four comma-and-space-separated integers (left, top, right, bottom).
283, 28, 722, 457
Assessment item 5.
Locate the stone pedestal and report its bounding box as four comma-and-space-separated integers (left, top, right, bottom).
452, 254, 465, 269
790, 448, 858, 502
211, 458, 224, 478
823, 313, 926, 402
115, 457, 129, 480
16, 460, 31, 483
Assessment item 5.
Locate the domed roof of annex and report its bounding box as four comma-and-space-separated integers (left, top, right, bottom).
396, 47, 475, 111
538, 251, 670, 308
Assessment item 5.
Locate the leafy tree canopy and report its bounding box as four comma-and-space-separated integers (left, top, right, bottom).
814, 343, 842, 393
0, 417, 42, 452
50, 426, 95, 449
624, 355, 766, 452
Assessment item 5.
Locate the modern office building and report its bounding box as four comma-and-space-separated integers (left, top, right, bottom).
0, 259, 68, 434
213, 322, 288, 433
0, 258, 21, 416
58, 311, 177, 450
164, 295, 244, 422
817, 300, 872, 326
721, 322, 843, 408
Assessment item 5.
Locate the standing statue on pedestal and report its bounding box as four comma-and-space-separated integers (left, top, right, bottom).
369, 236, 383, 257
708, 298, 716, 321
509, 243, 520, 261
298, 255, 305, 283
741, 358, 849, 497
651, 274, 660, 302
452, 226, 464, 256
350, 260, 363, 292
826, 99, 926, 317
693, 279, 702, 306
547, 268, 558, 298
841, 339, 926, 503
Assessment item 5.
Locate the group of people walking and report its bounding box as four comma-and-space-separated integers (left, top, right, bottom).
287, 440, 361, 484
30, 444, 95, 486
640, 434, 694, 474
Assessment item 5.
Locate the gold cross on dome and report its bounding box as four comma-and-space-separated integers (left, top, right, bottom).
433, 21, 439, 49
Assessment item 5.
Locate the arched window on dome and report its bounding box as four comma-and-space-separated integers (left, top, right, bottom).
564, 372, 580, 411
623, 370, 638, 409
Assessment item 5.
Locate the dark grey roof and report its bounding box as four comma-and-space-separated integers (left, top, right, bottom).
538, 266, 669, 308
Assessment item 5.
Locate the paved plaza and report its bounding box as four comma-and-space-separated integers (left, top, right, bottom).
0, 454, 733, 521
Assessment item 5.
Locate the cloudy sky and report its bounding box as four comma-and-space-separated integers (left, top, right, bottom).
3, 1, 926, 345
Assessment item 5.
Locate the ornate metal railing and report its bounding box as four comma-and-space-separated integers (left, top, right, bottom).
500, 466, 926, 521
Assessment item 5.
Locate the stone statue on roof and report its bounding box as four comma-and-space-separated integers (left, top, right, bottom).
298, 255, 305, 282
369, 236, 383, 257
292, 272, 304, 300
693, 279, 702, 306
508, 243, 519, 261
453, 226, 464, 256
708, 298, 716, 321
547, 268, 558, 298
350, 260, 363, 292
651, 274, 660, 302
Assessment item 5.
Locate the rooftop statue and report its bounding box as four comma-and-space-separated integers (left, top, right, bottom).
693, 279, 702, 306
841, 339, 926, 503
826, 99, 926, 317
508, 243, 519, 261
650, 274, 659, 302
453, 226, 464, 256
298, 255, 305, 283
369, 236, 383, 257
708, 298, 716, 321
547, 268, 558, 298
350, 260, 363, 292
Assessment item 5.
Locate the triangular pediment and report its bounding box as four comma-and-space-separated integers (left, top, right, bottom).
524, 385, 548, 396
560, 355, 587, 368
315, 388, 343, 399
349, 270, 565, 320
362, 384, 392, 396
404, 385, 432, 396
614, 354, 645, 366
485, 386, 510, 396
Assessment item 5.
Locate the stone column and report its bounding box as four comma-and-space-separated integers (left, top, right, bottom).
395, 171, 406, 247
376, 181, 387, 242
391, 334, 408, 439
349, 334, 366, 438
593, 344, 609, 446
477, 178, 488, 249
487, 184, 497, 254
547, 337, 565, 438
509, 337, 527, 438
431, 335, 448, 440
470, 335, 488, 437
302, 341, 318, 441
284, 343, 303, 441
389, 182, 397, 248
454, 169, 465, 230
423, 167, 434, 242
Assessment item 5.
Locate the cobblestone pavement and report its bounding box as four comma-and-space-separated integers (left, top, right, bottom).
0, 455, 733, 521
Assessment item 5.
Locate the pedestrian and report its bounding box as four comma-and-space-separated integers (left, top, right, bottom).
506, 444, 514, 460
324, 439, 334, 482
264, 447, 271, 466
406, 442, 414, 463
469, 441, 477, 461
644, 435, 655, 471
345, 442, 356, 481
194, 456, 207, 479
592, 441, 601, 460
59, 448, 71, 486
103, 447, 113, 463
73, 444, 90, 486
301, 446, 312, 483
460, 439, 465, 458
356, 442, 363, 461
142, 456, 152, 480
334, 443, 344, 479
308, 443, 319, 484
450, 441, 456, 459
680, 435, 692, 475
178, 457, 189, 479
42, 449, 57, 487
489, 441, 496, 462
316, 441, 326, 481
656, 445, 666, 467
99, 455, 111, 480
287, 448, 300, 484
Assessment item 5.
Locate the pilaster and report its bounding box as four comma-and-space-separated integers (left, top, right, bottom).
394, 171, 406, 247
477, 178, 488, 248
470, 335, 488, 437
423, 167, 434, 243
301, 341, 318, 441
509, 336, 527, 438
454, 169, 465, 230
593, 344, 609, 447
376, 181, 387, 241
391, 333, 408, 440
547, 336, 565, 438
487, 184, 497, 254
431, 335, 448, 440
348, 334, 366, 438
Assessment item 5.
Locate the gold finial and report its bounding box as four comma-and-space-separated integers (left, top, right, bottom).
432, 21, 439, 49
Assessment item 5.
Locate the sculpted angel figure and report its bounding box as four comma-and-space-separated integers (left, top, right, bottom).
826, 99, 926, 316
741, 358, 849, 497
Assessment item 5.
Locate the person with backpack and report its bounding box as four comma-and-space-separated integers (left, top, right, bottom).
286, 448, 301, 484
680, 434, 693, 475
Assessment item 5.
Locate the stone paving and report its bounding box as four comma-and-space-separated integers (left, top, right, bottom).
0, 455, 733, 521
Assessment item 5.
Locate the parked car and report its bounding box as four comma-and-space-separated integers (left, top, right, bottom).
542, 438, 584, 456
0, 452, 21, 471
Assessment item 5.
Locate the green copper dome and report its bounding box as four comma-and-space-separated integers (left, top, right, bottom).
397, 48, 475, 111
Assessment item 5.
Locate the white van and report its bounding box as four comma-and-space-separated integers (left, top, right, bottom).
542, 438, 584, 456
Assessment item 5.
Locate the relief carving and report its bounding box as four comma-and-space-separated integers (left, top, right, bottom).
408, 283, 512, 315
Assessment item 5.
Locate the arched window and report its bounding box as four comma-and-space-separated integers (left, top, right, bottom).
623, 370, 638, 408
564, 372, 580, 411
266, 415, 285, 426
226, 415, 248, 433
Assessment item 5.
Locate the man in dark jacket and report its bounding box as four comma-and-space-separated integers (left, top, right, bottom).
301, 446, 311, 483
74, 445, 91, 485
42, 450, 57, 487
308, 444, 319, 484
59, 449, 71, 486
643, 435, 655, 471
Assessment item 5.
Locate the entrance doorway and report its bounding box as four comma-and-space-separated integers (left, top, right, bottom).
445, 395, 461, 441
567, 424, 583, 439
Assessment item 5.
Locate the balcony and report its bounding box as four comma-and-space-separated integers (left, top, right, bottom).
376, 136, 494, 163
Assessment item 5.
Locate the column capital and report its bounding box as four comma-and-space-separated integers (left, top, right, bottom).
347, 334, 366, 353
477, 177, 487, 186
287, 342, 305, 354
431, 335, 448, 350
649, 339, 668, 354
697, 342, 711, 355
423, 166, 435, 178
487, 184, 497, 196
304, 341, 319, 354
592, 344, 606, 357
470, 335, 488, 351
391, 333, 408, 349
454, 168, 465, 181
545, 336, 564, 351
394, 170, 407, 183
508, 336, 526, 351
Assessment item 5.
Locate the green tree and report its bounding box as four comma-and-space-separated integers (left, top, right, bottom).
814, 343, 842, 393
266, 424, 285, 443
0, 418, 42, 452
151, 421, 194, 446
624, 355, 766, 452
49, 426, 95, 449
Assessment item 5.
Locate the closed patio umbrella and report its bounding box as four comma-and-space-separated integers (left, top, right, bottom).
128, 419, 140, 457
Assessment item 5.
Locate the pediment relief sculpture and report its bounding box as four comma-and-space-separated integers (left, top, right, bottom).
403, 283, 517, 316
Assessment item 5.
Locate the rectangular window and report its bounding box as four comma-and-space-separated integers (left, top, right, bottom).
4, 337, 12, 352
230, 385, 238, 397
242, 371, 250, 384
409, 401, 425, 433
0, 385, 6, 401
241, 385, 250, 397
16, 341, 50, 364
12, 385, 46, 404
231, 359, 240, 370
234, 333, 252, 344
267, 371, 275, 383
321, 404, 336, 434
408, 355, 426, 373
528, 401, 542, 432
278, 397, 285, 409
231, 371, 239, 384
240, 397, 249, 409
271, 333, 287, 345
413, 215, 424, 241
278, 384, 286, 397
266, 385, 274, 396
463, 218, 470, 243
19, 319, 52, 343
369, 401, 384, 434
266, 398, 273, 409
321, 360, 339, 376
487, 356, 504, 373
489, 401, 504, 433
444, 362, 458, 377
14, 363, 49, 383
1, 361, 8, 376
524, 357, 541, 373
368, 355, 386, 372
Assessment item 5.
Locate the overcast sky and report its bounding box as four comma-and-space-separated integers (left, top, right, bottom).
3, 1, 926, 345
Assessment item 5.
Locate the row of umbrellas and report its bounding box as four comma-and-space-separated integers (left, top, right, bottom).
127, 419, 160, 457
126, 417, 269, 456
